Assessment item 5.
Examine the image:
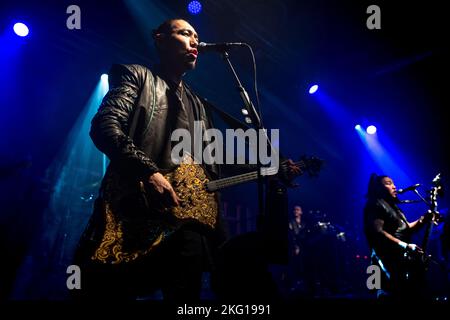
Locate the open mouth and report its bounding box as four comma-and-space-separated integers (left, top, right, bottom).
187, 49, 198, 59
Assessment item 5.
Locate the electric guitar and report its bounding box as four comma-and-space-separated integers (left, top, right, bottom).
403, 174, 444, 274
91, 152, 322, 264
421, 174, 444, 255
145, 155, 323, 229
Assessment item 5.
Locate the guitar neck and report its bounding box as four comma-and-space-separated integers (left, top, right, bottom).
206, 160, 307, 192
206, 171, 259, 192
422, 223, 433, 253
422, 183, 441, 253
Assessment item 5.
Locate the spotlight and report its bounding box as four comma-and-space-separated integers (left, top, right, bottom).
100, 74, 108, 82
13, 22, 29, 37
188, 1, 202, 15
354, 124, 361, 130
308, 84, 318, 94
366, 125, 377, 135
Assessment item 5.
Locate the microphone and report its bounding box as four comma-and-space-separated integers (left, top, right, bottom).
198, 42, 245, 53
397, 183, 421, 194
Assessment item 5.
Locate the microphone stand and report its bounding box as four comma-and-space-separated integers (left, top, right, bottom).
399, 189, 430, 206
401, 176, 442, 253
413, 189, 431, 206
221, 50, 274, 229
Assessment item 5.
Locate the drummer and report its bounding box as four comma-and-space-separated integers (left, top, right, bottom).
289, 205, 308, 256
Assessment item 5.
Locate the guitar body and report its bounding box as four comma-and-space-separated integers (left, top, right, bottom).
401, 249, 428, 279
161, 161, 219, 229
88, 160, 218, 265
393, 250, 427, 298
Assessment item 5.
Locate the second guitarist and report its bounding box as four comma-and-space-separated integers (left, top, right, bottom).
363, 174, 433, 299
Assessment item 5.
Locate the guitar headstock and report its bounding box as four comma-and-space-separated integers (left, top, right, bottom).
298, 155, 324, 177
430, 173, 444, 209
278, 155, 323, 187
427, 173, 444, 224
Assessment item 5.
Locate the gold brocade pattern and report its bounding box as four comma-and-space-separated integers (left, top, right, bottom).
92, 203, 164, 264
164, 162, 218, 228
91, 161, 218, 264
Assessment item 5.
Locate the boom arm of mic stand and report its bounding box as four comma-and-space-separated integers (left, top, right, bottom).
400, 199, 423, 204
414, 189, 431, 206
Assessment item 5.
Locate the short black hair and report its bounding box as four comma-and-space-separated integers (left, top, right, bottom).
152, 18, 188, 39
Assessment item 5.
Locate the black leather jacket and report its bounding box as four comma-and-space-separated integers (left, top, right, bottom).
91, 64, 218, 181
78, 64, 224, 264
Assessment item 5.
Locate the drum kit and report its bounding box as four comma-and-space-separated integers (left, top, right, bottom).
302, 210, 348, 245
285, 210, 355, 297
293, 210, 352, 281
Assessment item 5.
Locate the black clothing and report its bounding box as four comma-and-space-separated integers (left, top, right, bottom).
364, 199, 411, 260
77, 64, 225, 264
288, 218, 308, 250
90, 64, 219, 180
77, 227, 214, 301
364, 198, 424, 298
287, 218, 307, 293
75, 64, 226, 300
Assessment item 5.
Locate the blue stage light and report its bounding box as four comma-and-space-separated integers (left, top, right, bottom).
355, 124, 361, 130
366, 125, 377, 135
308, 84, 319, 94
101, 74, 108, 82
188, 1, 202, 15
13, 22, 29, 37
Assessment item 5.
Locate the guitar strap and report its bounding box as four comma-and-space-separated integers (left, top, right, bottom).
197, 95, 250, 131
377, 199, 409, 226
371, 249, 391, 280
197, 95, 286, 162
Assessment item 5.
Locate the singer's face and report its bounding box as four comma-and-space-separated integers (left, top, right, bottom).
160, 20, 199, 71
382, 177, 397, 198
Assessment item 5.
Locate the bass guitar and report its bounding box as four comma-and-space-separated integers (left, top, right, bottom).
145, 155, 323, 229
